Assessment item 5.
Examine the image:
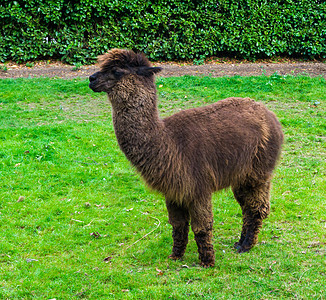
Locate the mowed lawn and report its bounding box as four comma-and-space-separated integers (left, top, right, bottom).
0, 74, 325, 299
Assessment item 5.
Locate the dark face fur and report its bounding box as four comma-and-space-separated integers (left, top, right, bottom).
89, 68, 126, 93
89, 49, 161, 93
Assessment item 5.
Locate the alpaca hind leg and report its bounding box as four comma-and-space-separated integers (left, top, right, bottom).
233, 180, 271, 253
232, 186, 247, 250
234, 224, 247, 250
166, 199, 190, 260
189, 198, 215, 267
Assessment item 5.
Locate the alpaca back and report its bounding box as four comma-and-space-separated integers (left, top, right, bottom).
163, 97, 283, 195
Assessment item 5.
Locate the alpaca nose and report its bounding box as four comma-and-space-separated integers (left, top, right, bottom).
89, 74, 97, 82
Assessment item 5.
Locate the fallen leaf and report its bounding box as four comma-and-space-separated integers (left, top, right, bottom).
17, 196, 25, 202
95, 204, 104, 209
103, 256, 112, 262
268, 261, 277, 273
90, 232, 101, 238
156, 268, 164, 276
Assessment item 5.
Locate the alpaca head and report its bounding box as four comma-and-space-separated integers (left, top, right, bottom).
89, 48, 162, 93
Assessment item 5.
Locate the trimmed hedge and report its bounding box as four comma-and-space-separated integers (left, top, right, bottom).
1, 0, 326, 64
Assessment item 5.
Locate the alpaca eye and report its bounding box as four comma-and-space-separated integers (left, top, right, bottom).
112, 69, 124, 78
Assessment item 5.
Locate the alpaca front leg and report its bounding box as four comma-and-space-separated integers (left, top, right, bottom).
166, 199, 190, 260
170, 223, 190, 260
190, 199, 215, 267
194, 228, 215, 267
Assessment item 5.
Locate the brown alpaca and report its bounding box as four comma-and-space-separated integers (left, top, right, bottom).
89, 49, 284, 267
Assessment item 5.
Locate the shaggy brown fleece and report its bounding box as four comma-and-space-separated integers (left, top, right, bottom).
89, 48, 284, 267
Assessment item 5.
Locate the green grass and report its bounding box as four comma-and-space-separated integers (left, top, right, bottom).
0, 74, 325, 299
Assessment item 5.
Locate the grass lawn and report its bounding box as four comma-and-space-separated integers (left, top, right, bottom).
0, 74, 325, 299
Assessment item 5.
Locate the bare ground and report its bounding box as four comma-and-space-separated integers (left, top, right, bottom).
1, 60, 326, 79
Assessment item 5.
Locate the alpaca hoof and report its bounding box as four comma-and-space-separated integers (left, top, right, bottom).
237, 245, 252, 254
168, 254, 183, 261
199, 253, 215, 268
234, 241, 242, 250
200, 260, 215, 268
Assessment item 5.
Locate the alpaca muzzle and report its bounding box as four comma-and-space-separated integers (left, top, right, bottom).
89, 72, 101, 92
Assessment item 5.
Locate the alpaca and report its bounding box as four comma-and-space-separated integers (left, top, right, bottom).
89, 49, 284, 267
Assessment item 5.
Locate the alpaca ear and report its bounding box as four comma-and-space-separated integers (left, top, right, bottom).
136, 67, 162, 77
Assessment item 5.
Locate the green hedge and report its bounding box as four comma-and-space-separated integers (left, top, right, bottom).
1, 0, 326, 64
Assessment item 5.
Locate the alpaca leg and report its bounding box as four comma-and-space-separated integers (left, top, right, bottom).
166, 199, 190, 260
189, 198, 215, 267
233, 180, 271, 253
232, 187, 247, 250
233, 223, 247, 250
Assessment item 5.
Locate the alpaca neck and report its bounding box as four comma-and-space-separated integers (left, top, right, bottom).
110, 87, 166, 171
109, 79, 189, 201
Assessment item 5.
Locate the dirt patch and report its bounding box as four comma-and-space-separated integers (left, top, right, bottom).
1, 60, 326, 79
